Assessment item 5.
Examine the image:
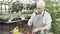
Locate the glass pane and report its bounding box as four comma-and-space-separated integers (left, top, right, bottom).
6, 5, 9, 10
2, 5, 5, 10
0, 4, 1, 9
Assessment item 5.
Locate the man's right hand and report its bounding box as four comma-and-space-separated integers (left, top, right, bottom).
27, 22, 32, 27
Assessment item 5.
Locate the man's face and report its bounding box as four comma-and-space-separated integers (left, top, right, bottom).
37, 5, 44, 14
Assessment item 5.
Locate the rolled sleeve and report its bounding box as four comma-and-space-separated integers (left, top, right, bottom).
28, 13, 36, 24
44, 13, 52, 30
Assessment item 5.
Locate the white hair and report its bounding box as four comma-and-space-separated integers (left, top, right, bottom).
36, 0, 45, 7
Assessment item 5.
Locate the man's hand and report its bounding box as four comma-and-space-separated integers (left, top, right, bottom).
32, 28, 40, 33
27, 22, 32, 27
32, 27, 47, 33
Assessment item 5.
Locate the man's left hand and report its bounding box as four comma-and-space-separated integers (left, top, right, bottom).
32, 27, 46, 33
32, 28, 40, 33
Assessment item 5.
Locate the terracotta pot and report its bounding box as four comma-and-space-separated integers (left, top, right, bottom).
23, 30, 27, 34
21, 28, 25, 33
20, 28, 27, 34
28, 31, 32, 34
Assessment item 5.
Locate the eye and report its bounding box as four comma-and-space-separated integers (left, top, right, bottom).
37, 8, 41, 9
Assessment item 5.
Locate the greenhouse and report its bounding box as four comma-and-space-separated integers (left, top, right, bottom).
0, 0, 60, 34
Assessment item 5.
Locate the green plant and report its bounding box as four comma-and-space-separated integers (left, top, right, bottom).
45, 0, 60, 34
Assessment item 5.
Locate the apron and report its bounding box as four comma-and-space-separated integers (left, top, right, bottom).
33, 14, 44, 28
32, 14, 48, 34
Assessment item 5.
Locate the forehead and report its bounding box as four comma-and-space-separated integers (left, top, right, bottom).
36, 5, 43, 8
36, 1, 45, 8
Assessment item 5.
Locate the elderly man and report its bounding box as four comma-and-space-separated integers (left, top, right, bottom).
28, 0, 52, 34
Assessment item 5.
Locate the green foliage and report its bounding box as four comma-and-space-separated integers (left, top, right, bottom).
45, 0, 60, 34
28, 3, 36, 10
11, 2, 36, 13
11, 1, 23, 13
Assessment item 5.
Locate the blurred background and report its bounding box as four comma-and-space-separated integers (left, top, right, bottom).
0, 0, 60, 34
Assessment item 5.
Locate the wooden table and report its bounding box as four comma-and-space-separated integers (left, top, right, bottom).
0, 19, 29, 34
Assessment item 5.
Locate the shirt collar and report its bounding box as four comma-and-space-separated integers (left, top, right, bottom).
36, 11, 44, 15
